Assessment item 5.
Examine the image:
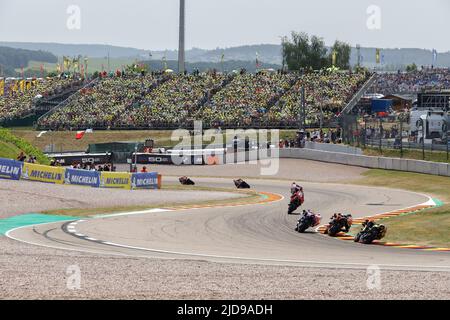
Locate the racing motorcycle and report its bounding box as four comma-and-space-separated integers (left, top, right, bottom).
325, 213, 353, 237
295, 210, 322, 233
354, 221, 387, 244
288, 190, 304, 214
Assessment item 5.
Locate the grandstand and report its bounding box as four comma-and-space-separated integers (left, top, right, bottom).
0, 77, 84, 126
2, 67, 449, 131
370, 68, 450, 95
33, 70, 371, 130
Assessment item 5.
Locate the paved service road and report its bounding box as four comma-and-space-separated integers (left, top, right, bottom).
8, 178, 450, 272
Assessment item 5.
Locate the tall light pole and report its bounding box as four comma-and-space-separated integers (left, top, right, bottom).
178, 0, 186, 74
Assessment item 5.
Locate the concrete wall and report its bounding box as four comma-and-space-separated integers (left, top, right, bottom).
303, 142, 363, 155
278, 148, 450, 177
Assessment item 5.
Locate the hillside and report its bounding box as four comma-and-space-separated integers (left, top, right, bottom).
2, 42, 450, 73
0, 46, 57, 76
0, 42, 151, 59
0, 128, 49, 164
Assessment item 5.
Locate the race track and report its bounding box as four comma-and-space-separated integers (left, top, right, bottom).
8, 177, 450, 272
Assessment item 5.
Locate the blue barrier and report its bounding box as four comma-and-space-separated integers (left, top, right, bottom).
64, 168, 101, 187
0, 157, 162, 189
0, 158, 23, 180
131, 172, 159, 190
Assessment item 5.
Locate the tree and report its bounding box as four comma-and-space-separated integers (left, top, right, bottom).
282, 32, 328, 71
309, 35, 328, 70
406, 63, 418, 72
330, 40, 351, 70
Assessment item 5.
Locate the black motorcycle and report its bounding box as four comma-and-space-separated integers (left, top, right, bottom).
295, 211, 321, 233
354, 224, 387, 244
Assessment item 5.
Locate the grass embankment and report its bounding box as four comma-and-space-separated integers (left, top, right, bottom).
351, 169, 450, 247
0, 128, 49, 164
11, 128, 299, 152
363, 146, 450, 164
42, 185, 261, 218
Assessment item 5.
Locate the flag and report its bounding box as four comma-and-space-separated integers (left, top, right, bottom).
162, 54, 168, 70
36, 131, 48, 138
84, 57, 88, 74
75, 131, 85, 140
0, 79, 4, 96
375, 49, 381, 64
72, 57, 80, 72
432, 49, 438, 64
256, 52, 261, 68
332, 51, 337, 67
63, 56, 72, 71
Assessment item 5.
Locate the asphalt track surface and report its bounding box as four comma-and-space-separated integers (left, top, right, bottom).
8, 177, 450, 272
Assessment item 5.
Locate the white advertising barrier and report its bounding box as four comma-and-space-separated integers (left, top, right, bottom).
278, 148, 450, 177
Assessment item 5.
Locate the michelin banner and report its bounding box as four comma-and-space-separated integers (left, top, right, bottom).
100, 171, 131, 190
65, 168, 100, 187
21, 163, 65, 184
131, 172, 158, 190
0, 158, 23, 180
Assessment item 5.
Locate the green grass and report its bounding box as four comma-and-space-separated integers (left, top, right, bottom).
0, 128, 49, 164
0, 141, 22, 159
374, 210, 450, 247
352, 169, 450, 200
11, 129, 299, 152
363, 147, 450, 164
350, 169, 450, 247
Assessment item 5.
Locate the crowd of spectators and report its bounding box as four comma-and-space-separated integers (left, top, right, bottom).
116, 72, 228, 128
269, 72, 368, 126
374, 68, 450, 95
38, 75, 158, 129
69, 161, 115, 172
198, 71, 296, 126
0, 77, 81, 123
30, 70, 373, 129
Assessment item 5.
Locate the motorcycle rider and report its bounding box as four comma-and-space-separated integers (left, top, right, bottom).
291, 183, 304, 203
361, 219, 375, 232
291, 182, 302, 195
330, 213, 352, 233
288, 183, 305, 214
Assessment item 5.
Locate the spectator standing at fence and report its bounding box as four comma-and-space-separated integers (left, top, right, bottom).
17, 152, 26, 162
141, 166, 148, 173
27, 155, 36, 164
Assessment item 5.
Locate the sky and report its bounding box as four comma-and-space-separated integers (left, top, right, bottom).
0, 0, 449, 51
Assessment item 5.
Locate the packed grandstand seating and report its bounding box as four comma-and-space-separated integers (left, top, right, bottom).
269, 72, 368, 126
38, 75, 160, 129
35, 70, 370, 129
373, 68, 450, 95
0, 67, 445, 130
0, 77, 83, 123
196, 71, 297, 126
116, 73, 229, 128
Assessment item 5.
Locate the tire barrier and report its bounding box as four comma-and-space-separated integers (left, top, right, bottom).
0, 157, 161, 190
